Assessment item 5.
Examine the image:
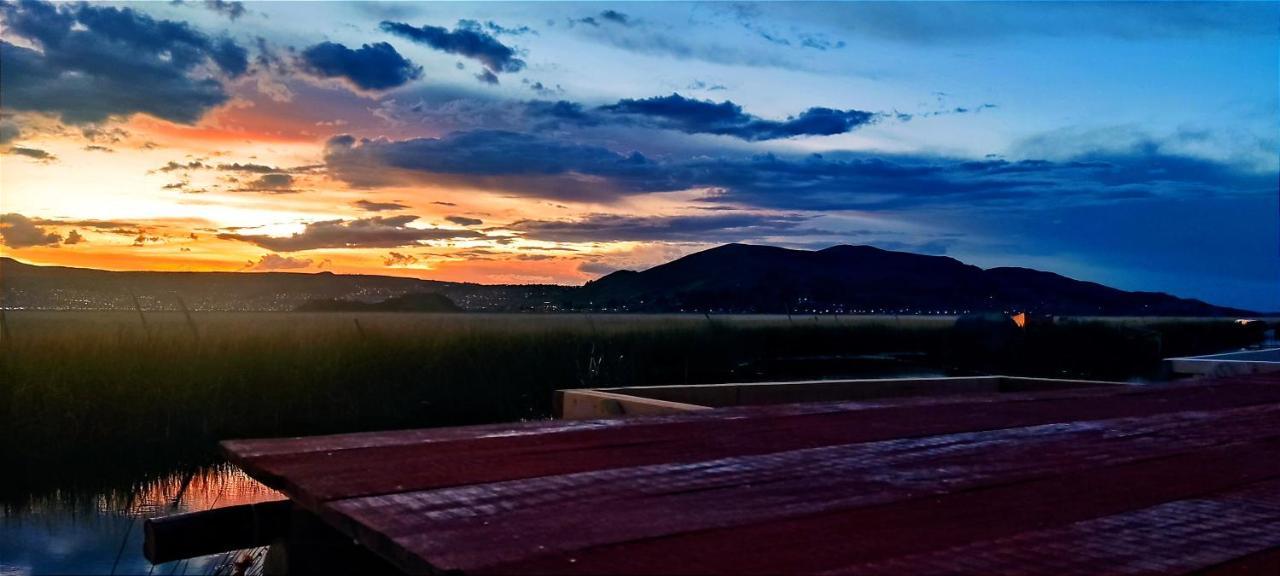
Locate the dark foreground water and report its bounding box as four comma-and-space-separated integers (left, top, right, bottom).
2, 467, 279, 576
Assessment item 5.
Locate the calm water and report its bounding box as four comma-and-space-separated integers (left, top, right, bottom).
1, 466, 280, 576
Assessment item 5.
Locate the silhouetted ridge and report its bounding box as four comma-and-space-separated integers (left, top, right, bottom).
0, 247, 1254, 316
577, 244, 1251, 315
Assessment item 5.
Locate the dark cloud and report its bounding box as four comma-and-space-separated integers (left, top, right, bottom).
8, 146, 56, 162
299, 41, 422, 91
0, 121, 20, 145
0, 1, 247, 124
513, 213, 812, 243
445, 216, 483, 226
84, 145, 114, 153
458, 19, 535, 37
202, 0, 245, 20
599, 94, 877, 141
31, 217, 141, 230
156, 160, 208, 172
247, 253, 312, 270
235, 173, 296, 193
63, 229, 85, 245
0, 213, 62, 247
599, 10, 632, 26
216, 162, 282, 173
896, 103, 998, 122
523, 100, 599, 126
522, 79, 562, 95
380, 21, 525, 74
687, 80, 728, 91
324, 129, 1277, 211
725, 5, 846, 51
324, 130, 654, 201
81, 126, 130, 143
353, 199, 410, 212
217, 215, 484, 251
475, 69, 500, 85
382, 251, 419, 267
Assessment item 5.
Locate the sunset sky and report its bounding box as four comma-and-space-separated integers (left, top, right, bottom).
1, 1, 1276, 309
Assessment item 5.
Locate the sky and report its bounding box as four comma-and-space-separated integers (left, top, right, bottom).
1, 1, 1277, 310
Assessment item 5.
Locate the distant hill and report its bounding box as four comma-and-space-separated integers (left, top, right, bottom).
575, 244, 1253, 316
0, 257, 571, 312
296, 292, 462, 313
0, 245, 1255, 316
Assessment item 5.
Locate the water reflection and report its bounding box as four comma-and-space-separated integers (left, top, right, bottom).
1, 465, 280, 576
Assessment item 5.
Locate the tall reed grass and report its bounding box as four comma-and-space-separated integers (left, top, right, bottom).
0, 311, 1264, 505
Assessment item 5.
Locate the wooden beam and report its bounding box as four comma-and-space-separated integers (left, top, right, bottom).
143, 499, 291, 564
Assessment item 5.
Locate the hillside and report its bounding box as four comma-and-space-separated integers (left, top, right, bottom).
0, 257, 570, 312
576, 244, 1252, 316
0, 245, 1254, 316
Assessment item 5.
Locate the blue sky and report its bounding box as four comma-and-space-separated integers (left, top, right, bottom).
2, 1, 1277, 309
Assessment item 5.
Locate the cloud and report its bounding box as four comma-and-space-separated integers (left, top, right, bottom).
522, 79, 562, 95
216, 162, 282, 173
7, 146, 56, 162
247, 253, 313, 270
512, 213, 812, 242
63, 230, 85, 245
475, 69, 500, 85
687, 80, 727, 91
323, 129, 1277, 211
353, 199, 410, 212
0, 121, 21, 145
0, 213, 62, 247
235, 173, 296, 193
457, 19, 536, 37
382, 251, 419, 266
31, 217, 141, 230
155, 160, 208, 173
380, 21, 526, 74
217, 215, 484, 251
445, 216, 483, 226
599, 93, 877, 141
202, 0, 245, 20
323, 130, 654, 201
299, 41, 423, 91
0, 1, 247, 124
599, 10, 632, 26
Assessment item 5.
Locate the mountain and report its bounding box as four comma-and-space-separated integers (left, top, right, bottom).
0, 257, 572, 312
576, 244, 1253, 316
0, 245, 1254, 316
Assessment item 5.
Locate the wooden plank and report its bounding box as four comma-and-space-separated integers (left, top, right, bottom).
223, 375, 1273, 459
480, 438, 1280, 574
823, 478, 1280, 575
229, 377, 1280, 506
323, 404, 1280, 573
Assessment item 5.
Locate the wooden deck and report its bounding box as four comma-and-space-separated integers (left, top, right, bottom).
222, 373, 1280, 575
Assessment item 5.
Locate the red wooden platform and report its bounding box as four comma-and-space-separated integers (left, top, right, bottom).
222, 374, 1280, 575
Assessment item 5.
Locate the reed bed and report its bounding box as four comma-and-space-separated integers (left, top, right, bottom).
0, 311, 1264, 506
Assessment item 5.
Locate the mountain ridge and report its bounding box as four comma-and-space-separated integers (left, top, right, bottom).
0, 244, 1256, 315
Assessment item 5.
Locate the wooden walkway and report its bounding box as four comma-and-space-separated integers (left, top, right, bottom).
223, 373, 1280, 574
